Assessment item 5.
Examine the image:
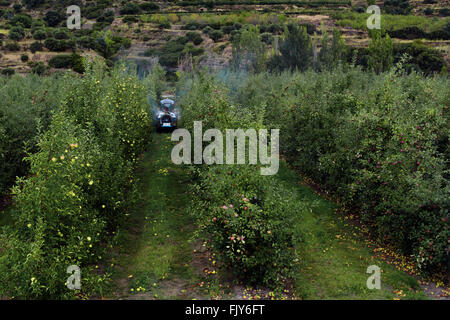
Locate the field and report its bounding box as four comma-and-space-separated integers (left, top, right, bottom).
0, 0, 448, 302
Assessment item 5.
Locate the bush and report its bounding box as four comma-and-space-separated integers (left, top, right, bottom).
11, 14, 32, 28
8, 26, 25, 41
1, 68, 15, 76
202, 26, 213, 35
221, 25, 234, 35
76, 36, 96, 49
260, 32, 274, 44
424, 8, 433, 16
48, 54, 84, 73
44, 10, 65, 27
122, 15, 138, 23
31, 61, 47, 75
158, 21, 171, 29
20, 53, 28, 62
32, 28, 47, 41
0, 73, 66, 196
438, 8, 450, 16
185, 31, 203, 45
119, 3, 141, 15
184, 22, 203, 30
30, 41, 43, 53
54, 29, 69, 40
393, 40, 446, 74
44, 38, 69, 52
6, 41, 20, 51
384, 0, 412, 15
139, 2, 159, 12
158, 40, 185, 67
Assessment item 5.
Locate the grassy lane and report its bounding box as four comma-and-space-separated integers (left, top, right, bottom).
277, 162, 428, 300
107, 132, 203, 300
106, 132, 429, 300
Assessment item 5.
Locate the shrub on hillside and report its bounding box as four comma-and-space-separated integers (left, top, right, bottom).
119, 3, 141, 15
234, 67, 449, 273
140, 2, 160, 12
6, 41, 20, 51
30, 41, 43, 53
185, 31, 203, 45
0, 74, 66, 196
44, 10, 65, 27
32, 28, 47, 41
209, 30, 224, 42
11, 13, 32, 28
384, 0, 412, 15
0, 68, 15, 76
48, 54, 84, 73
44, 38, 69, 52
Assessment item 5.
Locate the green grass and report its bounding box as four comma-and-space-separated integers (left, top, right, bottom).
276, 162, 428, 300
331, 12, 449, 33
106, 132, 201, 299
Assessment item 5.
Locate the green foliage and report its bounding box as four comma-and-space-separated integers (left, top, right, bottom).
158, 38, 204, 68
44, 38, 70, 52
393, 40, 446, 75
178, 74, 302, 287
332, 11, 449, 36
260, 32, 274, 44
185, 31, 203, 45
30, 61, 47, 75
368, 33, 393, 74
23, 0, 45, 9
384, 0, 412, 15
0, 68, 15, 76
317, 28, 347, 71
8, 26, 25, 41
11, 13, 32, 28
44, 10, 64, 28
5, 41, 20, 51
209, 29, 224, 42
32, 28, 47, 41
139, 2, 160, 12
48, 54, 84, 73
0, 74, 68, 196
233, 66, 449, 273
268, 23, 313, 72
0, 61, 152, 299
120, 3, 141, 15
29, 41, 43, 53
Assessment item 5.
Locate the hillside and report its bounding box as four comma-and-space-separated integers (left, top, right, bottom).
0, 0, 449, 75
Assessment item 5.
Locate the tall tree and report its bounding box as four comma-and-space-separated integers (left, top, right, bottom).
368, 32, 394, 74
269, 23, 314, 72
